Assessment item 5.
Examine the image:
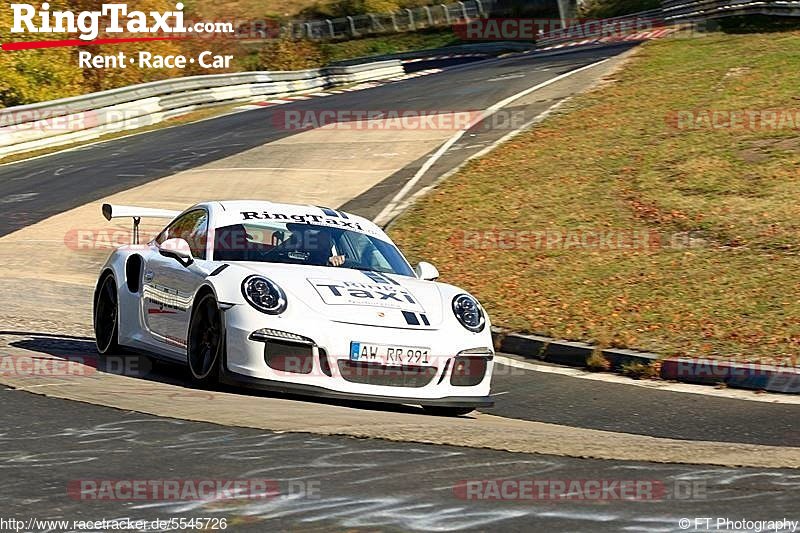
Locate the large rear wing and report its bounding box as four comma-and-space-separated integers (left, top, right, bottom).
102, 203, 181, 244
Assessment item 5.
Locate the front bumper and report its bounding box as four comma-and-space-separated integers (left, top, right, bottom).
219, 366, 494, 408
222, 304, 494, 407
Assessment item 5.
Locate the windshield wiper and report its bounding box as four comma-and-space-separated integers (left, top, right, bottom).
342, 265, 392, 275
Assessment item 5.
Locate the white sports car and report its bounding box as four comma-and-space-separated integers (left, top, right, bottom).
94, 201, 494, 415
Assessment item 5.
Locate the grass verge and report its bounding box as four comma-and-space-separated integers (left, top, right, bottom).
389, 31, 800, 365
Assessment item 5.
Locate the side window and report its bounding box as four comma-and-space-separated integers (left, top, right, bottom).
155, 210, 209, 260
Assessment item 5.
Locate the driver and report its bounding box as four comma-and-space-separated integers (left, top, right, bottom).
314, 229, 346, 267
291, 227, 346, 267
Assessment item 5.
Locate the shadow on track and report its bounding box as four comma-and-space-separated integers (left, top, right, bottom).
3, 331, 477, 418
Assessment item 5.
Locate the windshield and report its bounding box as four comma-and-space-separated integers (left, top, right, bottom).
212, 222, 415, 277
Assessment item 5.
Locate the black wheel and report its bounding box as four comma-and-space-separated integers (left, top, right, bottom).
94, 274, 120, 355
423, 406, 475, 417
187, 293, 224, 387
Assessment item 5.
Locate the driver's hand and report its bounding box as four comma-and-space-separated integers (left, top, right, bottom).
329, 255, 346, 267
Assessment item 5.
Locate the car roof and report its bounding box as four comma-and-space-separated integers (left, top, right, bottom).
207, 200, 388, 240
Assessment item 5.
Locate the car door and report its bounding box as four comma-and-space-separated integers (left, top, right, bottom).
142, 209, 212, 354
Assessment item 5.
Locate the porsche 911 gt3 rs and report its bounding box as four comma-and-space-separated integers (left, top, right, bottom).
93, 201, 494, 415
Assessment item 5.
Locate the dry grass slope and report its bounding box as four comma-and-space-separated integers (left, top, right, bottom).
390, 31, 800, 365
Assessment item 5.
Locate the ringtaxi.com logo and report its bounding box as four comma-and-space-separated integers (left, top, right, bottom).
9, 3, 232, 41
4, 2, 244, 66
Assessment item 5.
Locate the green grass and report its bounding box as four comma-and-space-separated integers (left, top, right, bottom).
389, 31, 800, 365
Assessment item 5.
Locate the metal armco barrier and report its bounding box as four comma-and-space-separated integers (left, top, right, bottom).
662, 0, 800, 20
284, 0, 798, 40
287, 0, 501, 40
0, 61, 403, 160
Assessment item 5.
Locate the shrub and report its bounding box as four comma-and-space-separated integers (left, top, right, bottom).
0, 1, 84, 106
586, 349, 611, 372
620, 361, 659, 380
257, 36, 325, 70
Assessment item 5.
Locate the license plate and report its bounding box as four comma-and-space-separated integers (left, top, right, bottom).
350, 342, 431, 367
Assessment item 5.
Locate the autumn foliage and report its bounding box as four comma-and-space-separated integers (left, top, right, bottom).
0, 1, 248, 107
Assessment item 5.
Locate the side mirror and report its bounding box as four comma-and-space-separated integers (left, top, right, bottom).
415, 261, 440, 281
159, 238, 194, 266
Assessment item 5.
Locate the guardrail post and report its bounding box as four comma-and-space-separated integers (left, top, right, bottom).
556, 0, 577, 26
406, 9, 415, 30
424, 6, 434, 27
442, 4, 451, 24
347, 15, 358, 36
391, 13, 399, 32
474, 0, 484, 16
368, 14, 379, 33
458, 1, 469, 21
304, 22, 312, 39
326, 19, 335, 38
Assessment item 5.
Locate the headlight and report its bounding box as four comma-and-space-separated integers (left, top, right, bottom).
242, 276, 287, 315
452, 294, 485, 333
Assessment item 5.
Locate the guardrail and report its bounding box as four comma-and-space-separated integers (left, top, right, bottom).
286, 0, 800, 40
0, 61, 404, 160
287, 0, 501, 40
662, 0, 800, 20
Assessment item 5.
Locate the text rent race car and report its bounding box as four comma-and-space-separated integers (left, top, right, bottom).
93, 201, 494, 415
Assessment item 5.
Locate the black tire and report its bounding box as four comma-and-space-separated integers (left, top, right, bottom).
423, 406, 475, 417
94, 274, 121, 356
187, 293, 224, 388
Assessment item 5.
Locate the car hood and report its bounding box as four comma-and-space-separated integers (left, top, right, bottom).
237, 262, 444, 329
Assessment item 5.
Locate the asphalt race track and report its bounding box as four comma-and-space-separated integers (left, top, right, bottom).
488, 357, 800, 448
2, 386, 800, 532
1, 43, 799, 532
0, 44, 639, 236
